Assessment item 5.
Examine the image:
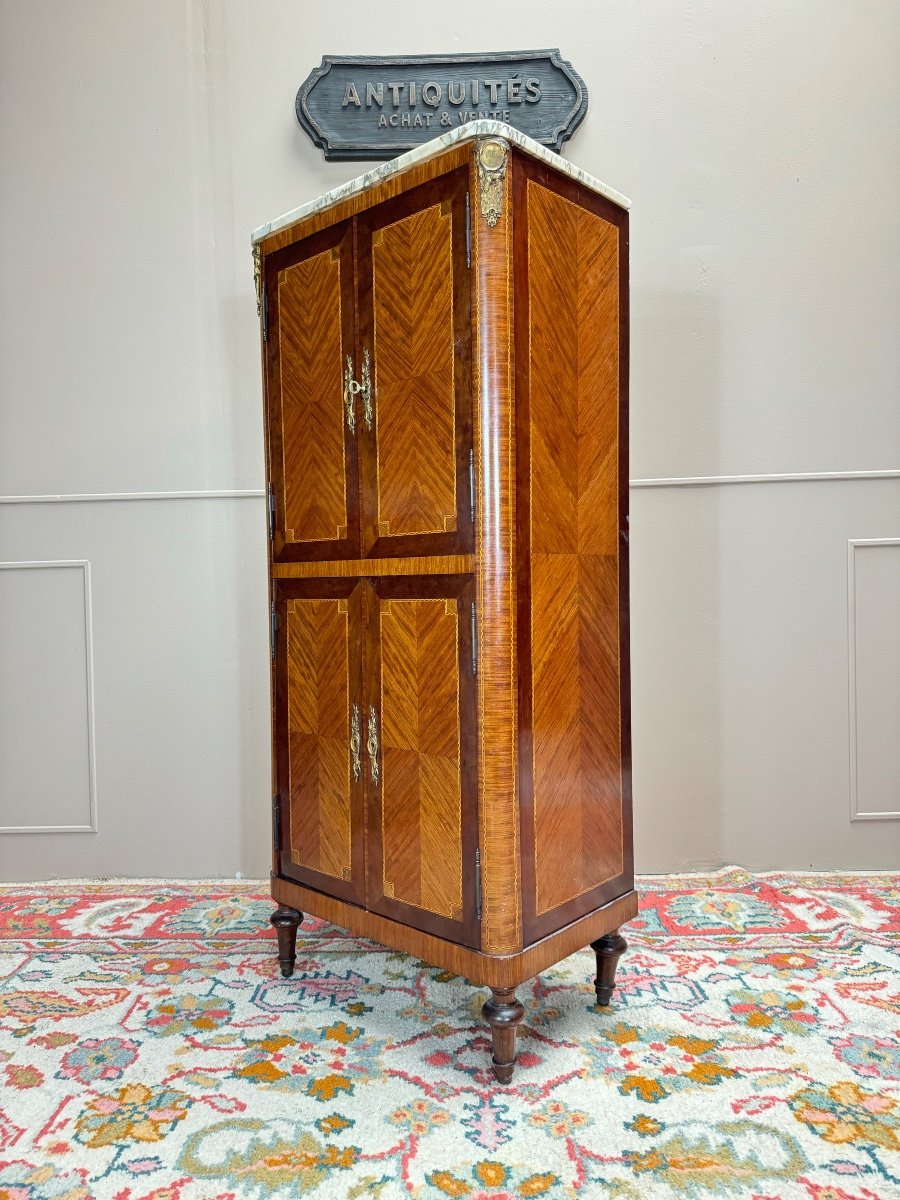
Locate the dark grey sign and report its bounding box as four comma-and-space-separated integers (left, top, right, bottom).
296, 50, 587, 161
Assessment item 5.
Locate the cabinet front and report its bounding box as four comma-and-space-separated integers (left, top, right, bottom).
273, 579, 365, 905
363, 576, 480, 947
265, 221, 360, 562
356, 170, 474, 559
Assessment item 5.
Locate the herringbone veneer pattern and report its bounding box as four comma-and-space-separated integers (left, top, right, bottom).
379, 598, 463, 919
286, 597, 353, 881
527, 182, 624, 916
372, 204, 457, 537
278, 250, 348, 545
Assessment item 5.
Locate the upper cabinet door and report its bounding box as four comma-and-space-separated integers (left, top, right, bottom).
265, 221, 360, 562
356, 169, 473, 558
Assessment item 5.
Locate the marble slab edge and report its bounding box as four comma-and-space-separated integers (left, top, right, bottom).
251, 119, 630, 245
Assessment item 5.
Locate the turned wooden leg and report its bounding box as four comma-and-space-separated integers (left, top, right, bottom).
269, 905, 303, 978
482, 987, 525, 1084
591, 930, 628, 1006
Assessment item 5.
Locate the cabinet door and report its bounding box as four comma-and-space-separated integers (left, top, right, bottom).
356, 169, 473, 558
273, 579, 365, 905
363, 576, 479, 947
265, 221, 360, 562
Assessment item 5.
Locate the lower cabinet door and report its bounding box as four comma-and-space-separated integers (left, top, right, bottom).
273, 579, 365, 905
363, 575, 480, 948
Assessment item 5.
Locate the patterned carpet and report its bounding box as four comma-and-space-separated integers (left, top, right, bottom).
0, 871, 897, 1200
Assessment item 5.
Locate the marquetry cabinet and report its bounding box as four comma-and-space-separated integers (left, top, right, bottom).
253, 121, 635, 1082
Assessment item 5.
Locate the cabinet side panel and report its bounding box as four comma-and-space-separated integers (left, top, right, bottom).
517, 165, 632, 944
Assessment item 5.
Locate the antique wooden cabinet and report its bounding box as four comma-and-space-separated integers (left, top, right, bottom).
252, 121, 635, 1082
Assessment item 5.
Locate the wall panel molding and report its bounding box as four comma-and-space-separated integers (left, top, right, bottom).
631, 469, 900, 490
847, 538, 900, 822
0, 559, 98, 834
0, 489, 265, 505
2, 473, 899, 505
2, 475, 898, 505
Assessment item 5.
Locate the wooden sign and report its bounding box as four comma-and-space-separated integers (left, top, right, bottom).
296, 50, 587, 161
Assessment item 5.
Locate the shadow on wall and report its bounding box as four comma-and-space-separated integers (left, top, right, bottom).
628, 289, 726, 873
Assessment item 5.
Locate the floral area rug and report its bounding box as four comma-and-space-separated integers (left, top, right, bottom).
0, 869, 898, 1200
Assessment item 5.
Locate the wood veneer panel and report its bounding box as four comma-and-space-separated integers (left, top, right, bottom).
471, 139, 521, 954
281, 254, 346, 543
373, 204, 455, 536
271, 555, 475, 579
271, 872, 638, 989
357, 169, 473, 559
287, 598, 352, 879
273, 578, 364, 906
364, 575, 479, 948
265, 222, 359, 562
381, 599, 460, 914
514, 157, 633, 944
530, 554, 622, 912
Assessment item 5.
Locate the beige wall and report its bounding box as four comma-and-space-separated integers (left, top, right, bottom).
1, 0, 898, 880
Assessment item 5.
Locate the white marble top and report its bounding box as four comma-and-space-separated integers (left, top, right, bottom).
251, 120, 630, 245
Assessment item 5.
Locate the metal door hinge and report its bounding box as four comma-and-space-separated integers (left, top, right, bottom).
475, 847, 482, 920
470, 600, 478, 676
267, 484, 275, 539
270, 603, 278, 660
468, 448, 475, 523
262, 290, 269, 341
465, 191, 472, 268
273, 794, 282, 855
